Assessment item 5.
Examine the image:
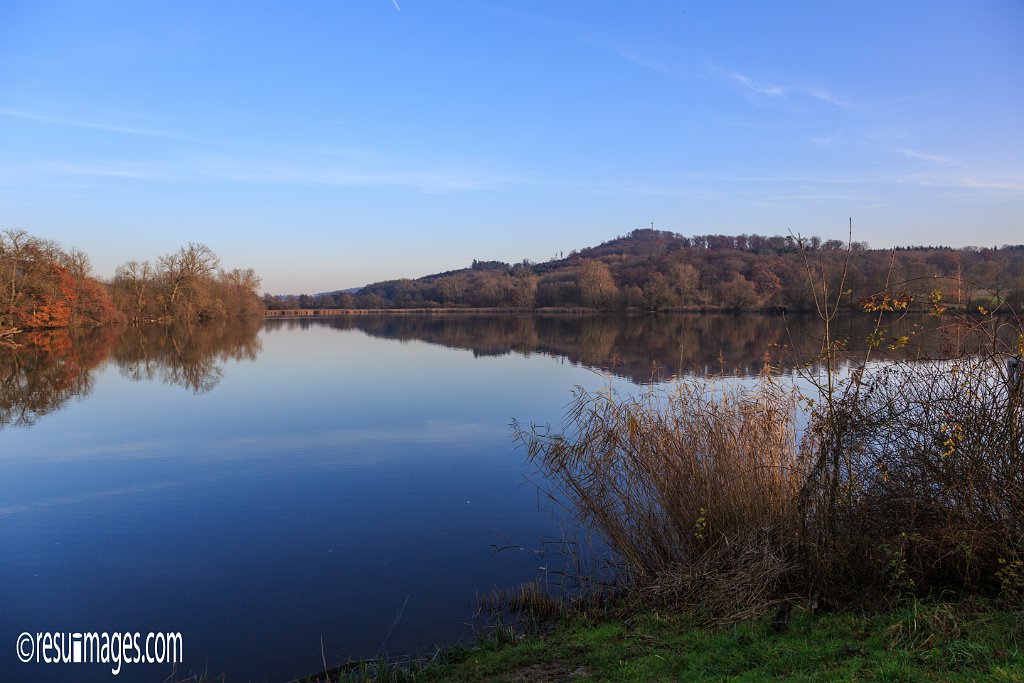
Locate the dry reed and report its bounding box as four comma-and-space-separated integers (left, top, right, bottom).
516, 314, 1023, 619
515, 371, 810, 620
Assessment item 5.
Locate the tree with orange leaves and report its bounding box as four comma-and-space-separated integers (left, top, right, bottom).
0, 229, 122, 330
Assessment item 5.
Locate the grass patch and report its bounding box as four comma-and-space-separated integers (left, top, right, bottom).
395, 600, 1023, 682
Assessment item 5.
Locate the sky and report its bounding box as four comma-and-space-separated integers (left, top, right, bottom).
1, 1, 1022, 293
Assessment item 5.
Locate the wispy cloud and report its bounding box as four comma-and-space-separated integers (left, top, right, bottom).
604, 166, 1024, 201
0, 107, 226, 145
726, 71, 786, 97
602, 182, 718, 200
3, 106, 385, 160
801, 86, 851, 108
892, 147, 951, 164
609, 46, 673, 75
807, 133, 1019, 194
196, 161, 499, 192
747, 192, 885, 209
715, 68, 852, 108
811, 135, 840, 149
812, 131, 956, 165
581, 35, 687, 80
4, 107, 499, 191
885, 170, 1024, 194
38, 161, 183, 181
29, 158, 503, 193
709, 167, 1024, 195
955, 177, 1024, 193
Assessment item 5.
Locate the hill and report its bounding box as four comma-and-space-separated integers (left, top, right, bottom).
265, 229, 1024, 313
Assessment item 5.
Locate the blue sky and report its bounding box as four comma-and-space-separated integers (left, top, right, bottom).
1, 1, 1021, 293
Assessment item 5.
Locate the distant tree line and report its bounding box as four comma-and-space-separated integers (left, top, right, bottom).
1, 229, 263, 331
267, 229, 1024, 313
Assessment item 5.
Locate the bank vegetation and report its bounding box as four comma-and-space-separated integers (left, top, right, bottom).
0, 229, 263, 336
515, 269, 1024, 626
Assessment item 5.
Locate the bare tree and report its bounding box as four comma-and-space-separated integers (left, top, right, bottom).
578, 259, 618, 309
59, 247, 92, 280
113, 261, 156, 321
156, 243, 223, 318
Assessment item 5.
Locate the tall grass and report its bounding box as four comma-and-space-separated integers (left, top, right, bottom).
515, 373, 809, 621
516, 309, 1024, 621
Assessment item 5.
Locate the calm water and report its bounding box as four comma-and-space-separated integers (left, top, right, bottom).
0, 314, 946, 682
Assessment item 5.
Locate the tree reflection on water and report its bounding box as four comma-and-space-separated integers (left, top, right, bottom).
268, 312, 956, 384
1, 312, 963, 429
113, 317, 263, 393
0, 317, 263, 428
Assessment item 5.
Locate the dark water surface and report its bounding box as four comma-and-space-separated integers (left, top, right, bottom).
0, 314, 945, 682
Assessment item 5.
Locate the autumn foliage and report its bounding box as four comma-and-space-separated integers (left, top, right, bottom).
273, 228, 1024, 312
0, 229, 263, 332
0, 230, 124, 330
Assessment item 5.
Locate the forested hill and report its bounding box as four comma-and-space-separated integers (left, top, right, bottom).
267, 229, 1024, 313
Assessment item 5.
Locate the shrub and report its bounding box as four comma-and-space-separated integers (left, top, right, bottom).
518, 300, 1023, 620
515, 374, 809, 620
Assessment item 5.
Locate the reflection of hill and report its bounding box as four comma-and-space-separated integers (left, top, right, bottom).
266, 313, 957, 383
0, 318, 263, 428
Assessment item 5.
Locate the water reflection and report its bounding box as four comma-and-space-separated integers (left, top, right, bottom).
0, 313, 967, 430
0, 312, 984, 682
0, 317, 263, 428
113, 317, 263, 393
268, 313, 953, 384
0, 327, 117, 427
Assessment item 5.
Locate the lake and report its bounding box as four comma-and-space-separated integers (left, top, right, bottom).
0, 313, 945, 682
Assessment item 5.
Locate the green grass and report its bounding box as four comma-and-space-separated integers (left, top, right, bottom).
375, 600, 1024, 682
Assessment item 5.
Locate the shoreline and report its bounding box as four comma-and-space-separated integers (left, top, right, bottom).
290, 599, 1023, 682
263, 306, 785, 317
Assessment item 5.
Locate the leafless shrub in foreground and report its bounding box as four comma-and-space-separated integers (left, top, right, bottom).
514, 373, 809, 619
